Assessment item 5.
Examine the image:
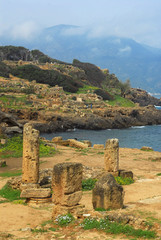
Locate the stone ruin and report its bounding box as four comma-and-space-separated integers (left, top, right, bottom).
52, 162, 84, 217
19, 126, 135, 215
104, 138, 119, 173
20, 123, 51, 204
92, 138, 133, 210
92, 173, 124, 210
104, 138, 133, 178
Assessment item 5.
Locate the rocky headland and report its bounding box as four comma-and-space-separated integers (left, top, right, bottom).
0, 46, 161, 135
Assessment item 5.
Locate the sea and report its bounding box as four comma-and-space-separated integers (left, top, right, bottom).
41, 125, 161, 152
41, 92, 161, 152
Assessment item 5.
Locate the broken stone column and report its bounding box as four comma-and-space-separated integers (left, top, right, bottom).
21, 123, 52, 204
92, 173, 124, 210
52, 162, 83, 217
104, 138, 119, 172
22, 123, 40, 184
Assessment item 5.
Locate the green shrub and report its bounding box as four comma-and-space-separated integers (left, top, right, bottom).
94, 88, 114, 100
156, 173, 161, 176
12, 64, 83, 93
82, 178, 97, 191
114, 176, 134, 185
0, 184, 21, 201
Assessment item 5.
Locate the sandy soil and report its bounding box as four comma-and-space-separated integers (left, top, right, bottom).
0, 146, 161, 240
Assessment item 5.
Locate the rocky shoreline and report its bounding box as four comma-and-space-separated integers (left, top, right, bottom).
1, 104, 161, 135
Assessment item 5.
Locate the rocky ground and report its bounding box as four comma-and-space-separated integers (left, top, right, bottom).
0, 146, 161, 240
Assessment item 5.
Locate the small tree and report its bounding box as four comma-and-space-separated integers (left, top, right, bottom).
119, 79, 131, 97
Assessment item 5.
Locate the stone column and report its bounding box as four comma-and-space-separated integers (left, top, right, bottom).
22, 123, 40, 184
52, 162, 83, 206
104, 138, 119, 172
52, 162, 83, 217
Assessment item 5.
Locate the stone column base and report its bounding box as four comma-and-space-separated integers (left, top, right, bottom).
27, 197, 52, 207
52, 204, 85, 219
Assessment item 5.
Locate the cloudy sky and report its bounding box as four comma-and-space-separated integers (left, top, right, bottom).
0, 0, 161, 48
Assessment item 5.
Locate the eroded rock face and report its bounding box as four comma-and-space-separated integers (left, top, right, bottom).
104, 139, 119, 172
52, 162, 83, 206
22, 123, 40, 184
92, 173, 124, 210
0, 110, 22, 135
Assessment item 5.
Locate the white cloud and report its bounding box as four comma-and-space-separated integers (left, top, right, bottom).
10, 21, 40, 40
119, 46, 131, 53
62, 26, 87, 36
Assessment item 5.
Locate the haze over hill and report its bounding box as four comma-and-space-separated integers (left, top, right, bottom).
0, 24, 161, 93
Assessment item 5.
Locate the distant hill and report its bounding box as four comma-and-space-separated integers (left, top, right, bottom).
0, 46, 118, 97
0, 24, 161, 93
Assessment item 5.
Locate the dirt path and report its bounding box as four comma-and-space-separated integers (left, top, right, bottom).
0, 146, 161, 239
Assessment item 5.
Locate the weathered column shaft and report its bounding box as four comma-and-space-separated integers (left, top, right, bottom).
104, 138, 119, 172
22, 123, 39, 183
52, 162, 83, 206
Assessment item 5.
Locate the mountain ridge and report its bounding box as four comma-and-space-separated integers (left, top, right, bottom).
0, 24, 160, 92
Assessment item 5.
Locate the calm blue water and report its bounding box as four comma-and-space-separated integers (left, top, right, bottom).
41, 125, 161, 152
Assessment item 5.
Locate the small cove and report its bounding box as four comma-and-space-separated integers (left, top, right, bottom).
41, 125, 161, 152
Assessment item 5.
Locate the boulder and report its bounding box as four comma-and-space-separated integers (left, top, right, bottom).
92, 173, 124, 210
118, 170, 133, 179
52, 136, 63, 142
68, 139, 88, 149
82, 140, 92, 147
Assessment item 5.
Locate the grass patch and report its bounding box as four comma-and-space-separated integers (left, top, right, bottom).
49, 227, 57, 232
97, 151, 104, 155
82, 217, 156, 239
0, 184, 21, 201
0, 135, 23, 158
41, 219, 53, 227
12, 199, 26, 205
0, 135, 56, 159
0, 94, 32, 109
82, 178, 97, 191
31, 228, 48, 233
108, 95, 135, 107
82, 176, 134, 191
156, 173, 161, 176
0, 170, 22, 178
39, 139, 56, 157
114, 176, 134, 185
140, 149, 154, 152
76, 84, 99, 94
55, 213, 75, 226
95, 207, 107, 212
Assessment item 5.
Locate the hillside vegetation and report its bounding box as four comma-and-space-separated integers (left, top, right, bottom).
0, 45, 160, 107
0, 46, 131, 99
